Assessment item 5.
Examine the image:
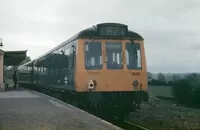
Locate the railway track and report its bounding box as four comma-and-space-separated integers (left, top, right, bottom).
156, 95, 175, 101
109, 117, 149, 130
122, 120, 149, 130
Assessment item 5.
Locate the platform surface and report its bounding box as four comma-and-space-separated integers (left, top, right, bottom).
0, 89, 121, 130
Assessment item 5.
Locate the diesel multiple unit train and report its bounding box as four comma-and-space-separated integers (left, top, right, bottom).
18, 23, 149, 120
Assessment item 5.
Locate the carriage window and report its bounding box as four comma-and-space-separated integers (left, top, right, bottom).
84, 42, 102, 70
126, 42, 142, 70
106, 42, 123, 69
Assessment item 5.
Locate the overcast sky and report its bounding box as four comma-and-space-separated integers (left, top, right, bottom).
0, 0, 199, 73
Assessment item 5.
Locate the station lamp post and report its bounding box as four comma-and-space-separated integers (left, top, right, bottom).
0, 38, 5, 91
0, 38, 3, 47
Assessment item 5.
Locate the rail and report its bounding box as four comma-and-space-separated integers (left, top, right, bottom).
156, 95, 175, 101
112, 117, 149, 130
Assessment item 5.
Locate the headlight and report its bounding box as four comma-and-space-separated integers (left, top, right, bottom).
88, 80, 96, 89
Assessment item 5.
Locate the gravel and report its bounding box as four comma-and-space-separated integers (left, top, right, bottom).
129, 96, 200, 130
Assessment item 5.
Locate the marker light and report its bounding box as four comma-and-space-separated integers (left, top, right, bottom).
88, 80, 97, 90
88, 80, 95, 89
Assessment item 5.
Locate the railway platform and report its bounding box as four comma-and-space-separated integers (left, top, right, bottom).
0, 88, 122, 130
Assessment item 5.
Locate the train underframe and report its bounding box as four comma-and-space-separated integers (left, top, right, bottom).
73, 91, 149, 120
19, 83, 149, 121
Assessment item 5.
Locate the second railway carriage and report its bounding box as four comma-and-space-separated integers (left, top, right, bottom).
18, 23, 149, 120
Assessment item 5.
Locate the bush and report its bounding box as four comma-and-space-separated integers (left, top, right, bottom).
172, 79, 200, 107
172, 79, 192, 104
148, 79, 171, 86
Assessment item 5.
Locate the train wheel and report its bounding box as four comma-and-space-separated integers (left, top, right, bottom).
98, 103, 102, 116
89, 102, 95, 114
93, 102, 101, 116
118, 107, 126, 122
118, 103, 132, 122
94, 102, 98, 115
102, 104, 114, 120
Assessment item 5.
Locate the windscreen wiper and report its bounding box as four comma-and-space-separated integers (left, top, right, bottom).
88, 39, 95, 45
130, 40, 138, 59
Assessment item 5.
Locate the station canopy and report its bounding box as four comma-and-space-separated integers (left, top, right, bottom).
4, 50, 27, 66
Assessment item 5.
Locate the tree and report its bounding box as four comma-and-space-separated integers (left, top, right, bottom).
158, 73, 166, 84
185, 73, 198, 80
172, 74, 181, 82
148, 72, 153, 82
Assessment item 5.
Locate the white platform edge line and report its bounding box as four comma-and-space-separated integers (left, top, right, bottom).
29, 89, 122, 130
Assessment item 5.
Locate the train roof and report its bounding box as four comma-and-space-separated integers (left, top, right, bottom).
68, 23, 143, 40
18, 60, 34, 67
27, 23, 144, 64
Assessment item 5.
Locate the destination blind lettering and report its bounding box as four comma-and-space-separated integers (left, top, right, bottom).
99, 26, 127, 37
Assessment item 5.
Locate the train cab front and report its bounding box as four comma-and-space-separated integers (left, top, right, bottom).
76, 39, 149, 103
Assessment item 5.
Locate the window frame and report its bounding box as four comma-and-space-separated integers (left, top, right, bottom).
105, 42, 123, 70
84, 41, 103, 70
125, 42, 142, 70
